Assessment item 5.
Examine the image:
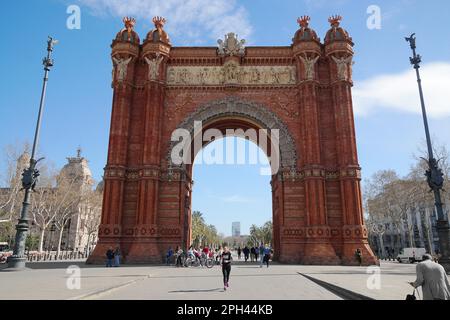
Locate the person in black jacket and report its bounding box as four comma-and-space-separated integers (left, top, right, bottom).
221, 246, 233, 291
106, 247, 114, 267
243, 246, 250, 262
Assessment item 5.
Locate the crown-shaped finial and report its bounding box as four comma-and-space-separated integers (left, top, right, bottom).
297, 16, 311, 28
328, 15, 342, 27
123, 17, 136, 30
153, 16, 166, 28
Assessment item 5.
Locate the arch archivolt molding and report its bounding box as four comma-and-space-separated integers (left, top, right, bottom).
165, 97, 298, 173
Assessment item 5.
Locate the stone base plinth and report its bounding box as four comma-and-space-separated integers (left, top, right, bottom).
300, 240, 341, 265
340, 241, 379, 266
86, 242, 115, 265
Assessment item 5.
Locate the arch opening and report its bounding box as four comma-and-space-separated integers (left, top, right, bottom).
190, 135, 273, 253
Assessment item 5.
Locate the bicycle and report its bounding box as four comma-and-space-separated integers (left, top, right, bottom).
184, 255, 201, 267
200, 255, 214, 268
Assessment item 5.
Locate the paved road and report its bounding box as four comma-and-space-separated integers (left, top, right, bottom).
0, 260, 421, 300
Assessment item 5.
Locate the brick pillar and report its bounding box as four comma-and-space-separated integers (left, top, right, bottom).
299, 75, 339, 265
271, 177, 283, 261
291, 19, 341, 263
87, 40, 139, 264
126, 43, 171, 263
331, 81, 378, 265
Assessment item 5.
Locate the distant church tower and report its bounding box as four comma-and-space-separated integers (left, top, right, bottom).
57, 148, 95, 251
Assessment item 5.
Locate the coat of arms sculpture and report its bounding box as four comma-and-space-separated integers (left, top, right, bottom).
217, 32, 246, 57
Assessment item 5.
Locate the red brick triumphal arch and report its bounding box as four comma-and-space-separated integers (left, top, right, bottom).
87, 15, 378, 265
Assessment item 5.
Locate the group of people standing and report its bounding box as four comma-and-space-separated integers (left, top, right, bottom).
105, 246, 121, 267
237, 244, 273, 267
170, 245, 223, 267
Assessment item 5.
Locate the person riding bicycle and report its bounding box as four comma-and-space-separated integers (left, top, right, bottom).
187, 246, 195, 260
193, 247, 203, 265
202, 246, 209, 256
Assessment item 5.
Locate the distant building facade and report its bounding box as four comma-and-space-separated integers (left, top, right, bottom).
53, 150, 99, 253
368, 204, 450, 258
232, 222, 241, 237
0, 149, 102, 253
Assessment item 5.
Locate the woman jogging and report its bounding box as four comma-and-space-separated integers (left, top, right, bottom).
221, 246, 233, 291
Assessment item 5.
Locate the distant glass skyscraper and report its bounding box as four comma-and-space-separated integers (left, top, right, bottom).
232, 222, 241, 237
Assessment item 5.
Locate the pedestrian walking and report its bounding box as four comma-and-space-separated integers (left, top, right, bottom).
263, 245, 271, 268
259, 243, 265, 268
250, 247, 255, 262
106, 247, 114, 267
166, 246, 174, 265
243, 246, 249, 262
221, 246, 233, 291
355, 248, 362, 266
237, 247, 241, 260
175, 246, 184, 267
114, 246, 121, 267
409, 254, 450, 300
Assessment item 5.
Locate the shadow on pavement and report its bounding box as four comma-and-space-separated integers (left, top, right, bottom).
80, 274, 150, 278
1, 262, 163, 271
302, 271, 415, 276
168, 288, 224, 293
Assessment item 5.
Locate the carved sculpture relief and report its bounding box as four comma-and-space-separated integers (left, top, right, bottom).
166, 64, 297, 86
217, 32, 246, 57
112, 56, 132, 81
144, 53, 164, 81
332, 55, 353, 81
299, 54, 319, 80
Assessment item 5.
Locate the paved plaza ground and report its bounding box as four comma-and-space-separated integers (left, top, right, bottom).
0, 257, 423, 300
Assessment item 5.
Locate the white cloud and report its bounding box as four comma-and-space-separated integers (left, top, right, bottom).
353, 62, 450, 118
79, 0, 252, 44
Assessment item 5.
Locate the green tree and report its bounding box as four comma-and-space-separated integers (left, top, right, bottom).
0, 220, 14, 245
191, 211, 221, 248
249, 221, 273, 247
25, 234, 40, 251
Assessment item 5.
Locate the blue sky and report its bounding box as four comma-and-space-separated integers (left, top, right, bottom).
1, 0, 449, 236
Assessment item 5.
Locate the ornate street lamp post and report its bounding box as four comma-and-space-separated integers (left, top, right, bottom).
7, 37, 57, 270
406, 34, 450, 272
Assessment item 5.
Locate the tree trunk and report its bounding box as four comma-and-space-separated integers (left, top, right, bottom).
86, 233, 91, 255
406, 213, 414, 247
38, 228, 45, 252
56, 227, 64, 258
408, 226, 414, 247
379, 234, 385, 259
390, 233, 395, 259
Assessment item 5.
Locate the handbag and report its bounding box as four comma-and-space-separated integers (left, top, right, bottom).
406, 288, 417, 300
